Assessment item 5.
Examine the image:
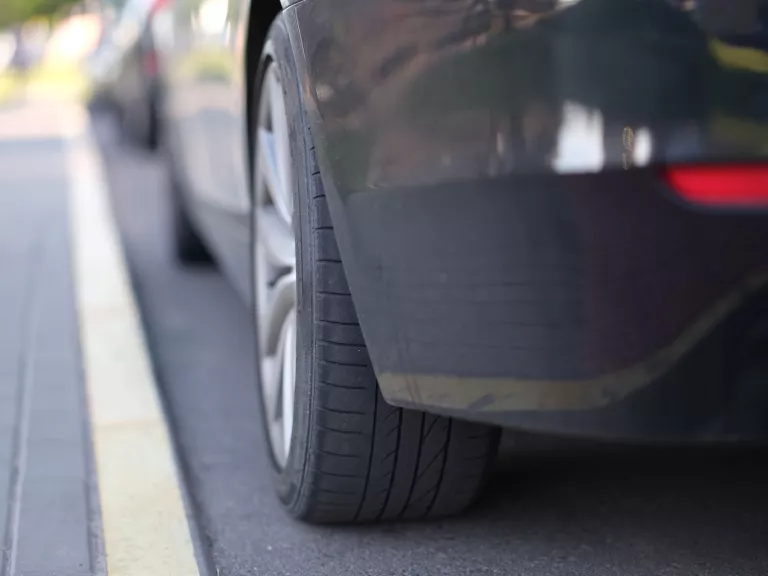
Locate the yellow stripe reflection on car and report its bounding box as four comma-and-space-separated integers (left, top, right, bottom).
710, 113, 768, 152
380, 271, 768, 412
710, 38, 768, 74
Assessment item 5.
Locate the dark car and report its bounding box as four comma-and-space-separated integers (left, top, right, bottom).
97, 0, 168, 149
158, 0, 768, 524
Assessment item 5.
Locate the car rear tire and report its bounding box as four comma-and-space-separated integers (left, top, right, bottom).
253, 15, 500, 524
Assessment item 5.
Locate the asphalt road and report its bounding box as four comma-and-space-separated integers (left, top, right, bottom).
93, 111, 768, 576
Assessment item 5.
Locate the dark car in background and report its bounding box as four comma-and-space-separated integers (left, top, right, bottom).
156, 0, 768, 524
90, 0, 167, 149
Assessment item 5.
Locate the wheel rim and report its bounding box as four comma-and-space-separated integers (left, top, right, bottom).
254, 60, 296, 468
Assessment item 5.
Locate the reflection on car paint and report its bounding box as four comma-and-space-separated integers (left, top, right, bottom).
295, 0, 768, 193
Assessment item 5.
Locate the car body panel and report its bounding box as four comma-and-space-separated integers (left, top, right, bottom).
161, 0, 253, 299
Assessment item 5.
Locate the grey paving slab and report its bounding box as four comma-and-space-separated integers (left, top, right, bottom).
15, 193, 92, 576
0, 103, 103, 576
15, 479, 92, 576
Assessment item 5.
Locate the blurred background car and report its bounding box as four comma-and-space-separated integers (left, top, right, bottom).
89, 0, 165, 149
7, 26, 41, 73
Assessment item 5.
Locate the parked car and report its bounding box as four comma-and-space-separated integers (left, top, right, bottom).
158, 0, 768, 524
91, 0, 166, 149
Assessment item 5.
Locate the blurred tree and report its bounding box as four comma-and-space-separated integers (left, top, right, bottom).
0, 0, 81, 29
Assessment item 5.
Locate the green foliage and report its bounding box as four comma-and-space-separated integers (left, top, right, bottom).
0, 0, 80, 28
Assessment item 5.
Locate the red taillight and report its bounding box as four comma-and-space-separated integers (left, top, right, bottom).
664, 164, 768, 207
143, 51, 158, 77
151, 0, 172, 15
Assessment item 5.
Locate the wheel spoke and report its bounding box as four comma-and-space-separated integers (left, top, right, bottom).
281, 309, 296, 460
254, 61, 298, 468
267, 67, 284, 132
257, 205, 295, 268
268, 69, 293, 219
257, 127, 292, 225
261, 355, 281, 427
261, 271, 296, 357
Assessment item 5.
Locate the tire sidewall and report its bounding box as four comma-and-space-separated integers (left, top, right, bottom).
251, 14, 316, 513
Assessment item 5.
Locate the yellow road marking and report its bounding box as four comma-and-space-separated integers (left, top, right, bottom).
64, 106, 200, 576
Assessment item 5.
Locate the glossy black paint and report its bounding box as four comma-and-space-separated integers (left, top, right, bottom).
284, 0, 768, 438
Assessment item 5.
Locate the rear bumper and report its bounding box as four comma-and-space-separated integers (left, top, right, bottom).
344, 171, 768, 440
285, 0, 768, 439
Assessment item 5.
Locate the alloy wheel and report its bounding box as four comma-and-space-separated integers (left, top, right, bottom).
254, 60, 297, 468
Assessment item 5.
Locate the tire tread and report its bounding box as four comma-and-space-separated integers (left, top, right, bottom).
295, 146, 500, 523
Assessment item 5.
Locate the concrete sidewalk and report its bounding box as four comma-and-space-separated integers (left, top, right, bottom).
0, 101, 200, 576
0, 103, 103, 576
